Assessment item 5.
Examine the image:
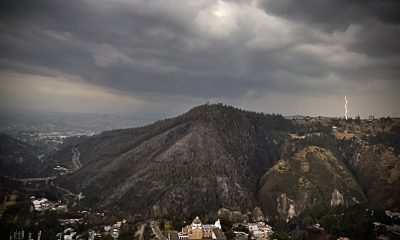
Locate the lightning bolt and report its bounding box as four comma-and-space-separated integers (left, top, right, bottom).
344, 96, 348, 120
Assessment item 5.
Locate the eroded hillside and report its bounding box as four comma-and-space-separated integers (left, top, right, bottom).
257, 146, 367, 222
50, 104, 400, 219
55, 104, 288, 216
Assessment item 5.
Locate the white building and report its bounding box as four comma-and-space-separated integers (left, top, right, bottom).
178, 217, 225, 240
246, 222, 273, 240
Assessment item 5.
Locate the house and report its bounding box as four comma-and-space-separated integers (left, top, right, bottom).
246, 222, 273, 240
32, 198, 51, 211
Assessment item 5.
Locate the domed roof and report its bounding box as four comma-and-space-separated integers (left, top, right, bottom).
192, 216, 202, 225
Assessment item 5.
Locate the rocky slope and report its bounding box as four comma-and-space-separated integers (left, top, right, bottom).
347, 143, 400, 210
52, 104, 400, 219
56, 104, 288, 216
257, 146, 367, 222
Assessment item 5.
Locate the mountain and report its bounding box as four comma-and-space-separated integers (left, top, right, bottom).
0, 133, 41, 178
56, 104, 289, 216
257, 146, 367, 222
53, 104, 400, 219
347, 143, 400, 210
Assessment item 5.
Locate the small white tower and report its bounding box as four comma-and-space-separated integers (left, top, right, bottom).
214, 219, 221, 230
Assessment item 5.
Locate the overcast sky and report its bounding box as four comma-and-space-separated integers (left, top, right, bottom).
1, 0, 399, 120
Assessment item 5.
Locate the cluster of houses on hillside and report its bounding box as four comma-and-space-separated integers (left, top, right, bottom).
246, 222, 273, 239
31, 196, 68, 212
232, 222, 273, 240
103, 219, 127, 239
165, 217, 273, 240
27, 194, 130, 240
57, 227, 84, 240
53, 165, 71, 175
54, 219, 127, 240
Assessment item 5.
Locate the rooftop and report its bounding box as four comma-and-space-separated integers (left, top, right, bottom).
192, 216, 202, 225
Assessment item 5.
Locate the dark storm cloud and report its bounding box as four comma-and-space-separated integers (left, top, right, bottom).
257, 0, 400, 57
258, 0, 400, 27
0, 0, 399, 116
0, 0, 255, 97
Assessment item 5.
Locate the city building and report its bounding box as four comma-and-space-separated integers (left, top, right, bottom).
178, 217, 226, 240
